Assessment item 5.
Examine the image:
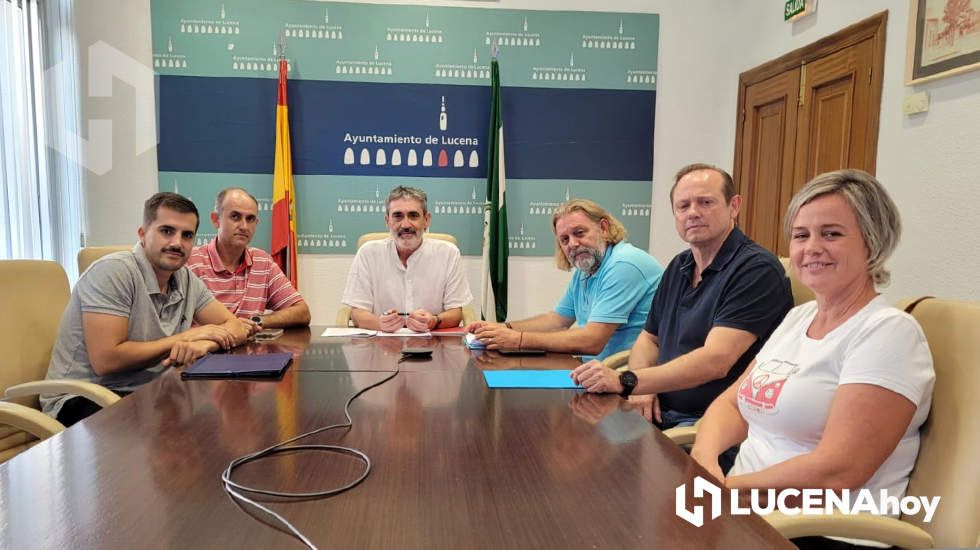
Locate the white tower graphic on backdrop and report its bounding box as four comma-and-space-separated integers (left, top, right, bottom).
439, 96, 448, 131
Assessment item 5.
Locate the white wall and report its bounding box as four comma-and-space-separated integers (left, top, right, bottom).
719, 1, 980, 303
74, 0, 158, 246
77, 0, 979, 326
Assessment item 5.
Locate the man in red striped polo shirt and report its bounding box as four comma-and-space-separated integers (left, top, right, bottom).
188, 188, 311, 329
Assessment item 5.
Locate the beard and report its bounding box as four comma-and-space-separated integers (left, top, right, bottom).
569, 242, 607, 276
393, 227, 422, 250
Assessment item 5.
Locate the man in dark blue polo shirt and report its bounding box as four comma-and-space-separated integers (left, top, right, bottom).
572, 163, 792, 432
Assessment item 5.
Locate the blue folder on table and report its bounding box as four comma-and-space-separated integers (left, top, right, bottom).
482, 370, 580, 389
181, 352, 293, 380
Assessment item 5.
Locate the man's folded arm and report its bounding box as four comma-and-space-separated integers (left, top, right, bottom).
522, 321, 619, 355
508, 311, 575, 332
435, 306, 463, 329
627, 330, 660, 371
350, 306, 381, 330
194, 300, 251, 345
259, 300, 312, 329
83, 312, 205, 376
633, 326, 757, 395
83, 298, 252, 377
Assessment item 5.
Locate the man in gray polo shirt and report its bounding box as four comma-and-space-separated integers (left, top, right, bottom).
42, 192, 254, 426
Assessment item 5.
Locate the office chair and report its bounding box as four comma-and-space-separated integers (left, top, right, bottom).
336, 232, 475, 327
762, 297, 980, 548
77, 245, 131, 275
778, 257, 815, 306
0, 260, 120, 463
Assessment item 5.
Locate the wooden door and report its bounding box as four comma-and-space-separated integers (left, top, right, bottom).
733, 13, 885, 256
736, 68, 800, 253
795, 37, 876, 186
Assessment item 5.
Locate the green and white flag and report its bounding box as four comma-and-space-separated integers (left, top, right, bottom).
481, 55, 507, 322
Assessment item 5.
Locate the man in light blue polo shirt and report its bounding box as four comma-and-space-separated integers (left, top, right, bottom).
469, 199, 663, 360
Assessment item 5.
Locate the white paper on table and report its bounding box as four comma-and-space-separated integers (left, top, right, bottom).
320, 327, 378, 337
375, 327, 432, 337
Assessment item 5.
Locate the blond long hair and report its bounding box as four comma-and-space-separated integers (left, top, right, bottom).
551, 199, 628, 271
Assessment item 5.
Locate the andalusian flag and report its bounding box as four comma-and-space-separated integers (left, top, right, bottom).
481, 55, 507, 322
270, 54, 298, 288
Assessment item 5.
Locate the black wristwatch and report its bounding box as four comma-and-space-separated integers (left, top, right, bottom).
618, 370, 638, 398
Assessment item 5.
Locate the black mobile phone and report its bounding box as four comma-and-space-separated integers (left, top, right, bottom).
401, 347, 434, 357
497, 348, 547, 356
254, 329, 284, 341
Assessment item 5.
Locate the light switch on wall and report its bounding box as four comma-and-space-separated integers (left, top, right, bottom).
903, 92, 929, 115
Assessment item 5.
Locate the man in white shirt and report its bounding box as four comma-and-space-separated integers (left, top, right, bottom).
341, 186, 472, 332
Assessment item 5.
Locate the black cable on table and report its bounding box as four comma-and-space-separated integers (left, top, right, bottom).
220, 354, 408, 549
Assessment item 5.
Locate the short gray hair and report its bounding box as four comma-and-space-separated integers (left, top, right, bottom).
386, 185, 428, 214
784, 169, 901, 287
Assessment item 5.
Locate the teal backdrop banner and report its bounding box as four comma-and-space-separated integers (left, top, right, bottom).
152, 1, 659, 256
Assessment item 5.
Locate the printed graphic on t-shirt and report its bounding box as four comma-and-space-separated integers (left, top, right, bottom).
738, 359, 800, 414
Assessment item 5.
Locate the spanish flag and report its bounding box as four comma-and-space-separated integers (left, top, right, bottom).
270, 55, 298, 288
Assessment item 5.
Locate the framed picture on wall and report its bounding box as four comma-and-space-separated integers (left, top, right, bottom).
907, 0, 980, 84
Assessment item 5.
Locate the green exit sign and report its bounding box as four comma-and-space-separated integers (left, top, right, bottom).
785, 0, 813, 21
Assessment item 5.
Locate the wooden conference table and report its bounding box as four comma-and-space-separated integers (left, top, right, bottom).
0, 328, 791, 549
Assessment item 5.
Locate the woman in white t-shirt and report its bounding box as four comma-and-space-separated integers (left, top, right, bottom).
691, 169, 935, 550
